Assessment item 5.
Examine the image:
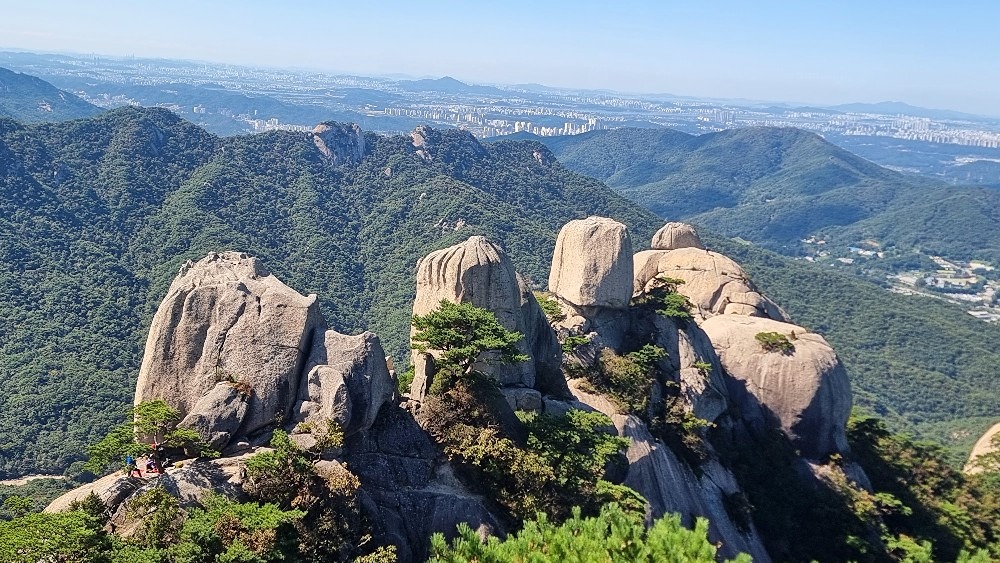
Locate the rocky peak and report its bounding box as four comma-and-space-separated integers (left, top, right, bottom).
651, 222, 705, 250
409, 125, 486, 163
410, 236, 563, 397
312, 121, 366, 166
549, 216, 634, 309
134, 252, 323, 446
134, 251, 395, 451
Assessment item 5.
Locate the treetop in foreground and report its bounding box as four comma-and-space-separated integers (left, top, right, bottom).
428, 503, 751, 562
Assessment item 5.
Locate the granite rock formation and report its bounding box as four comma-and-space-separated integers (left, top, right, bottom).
549, 216, 634, 309
651, 222, 705, 250
410, 236, 562, 396
312, 122, 366, 166
134, 252, 323, 445
633, 247, 787, 320
701, 315, 852, 458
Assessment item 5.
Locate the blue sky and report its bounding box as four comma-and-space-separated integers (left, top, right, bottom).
1, 0, 996, 114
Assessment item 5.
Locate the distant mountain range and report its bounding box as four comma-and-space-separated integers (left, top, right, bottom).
514, 126, 1000, 264
0, 67, 100, 122
397, 75, 507, 96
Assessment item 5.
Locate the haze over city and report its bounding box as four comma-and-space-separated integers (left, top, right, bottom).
2, 0, 997, 115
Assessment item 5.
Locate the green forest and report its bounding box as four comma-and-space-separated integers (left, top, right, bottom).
532, 126, 1000, 264
0, 107, 658, 478
1, 106, 998, 482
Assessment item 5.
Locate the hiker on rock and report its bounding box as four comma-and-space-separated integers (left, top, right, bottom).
125, 454, 142, 478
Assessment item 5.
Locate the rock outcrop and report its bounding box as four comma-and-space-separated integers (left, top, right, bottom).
633, 247, 787, 320
345, 405, 501, 562
549, 216, 634, 309
312, 122, 366, 166
49, 214, 869, 563
651, 222, 705, 250
965, 422, 1000, 474
649, 315, 729, 423
410, 125, 486, 163
177, 382, 250, 450
293, 330, 394, 436
46, 453, 253, 514
53, 251, 499, 563
701, 315, 852, 458
410, 236, 562, 394
568, 380, 771, 562
135, 252, 324, 447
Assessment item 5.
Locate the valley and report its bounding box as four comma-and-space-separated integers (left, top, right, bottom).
1, 49, 1000, 560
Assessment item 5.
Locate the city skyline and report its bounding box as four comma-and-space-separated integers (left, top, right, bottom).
2, 0, 997, 116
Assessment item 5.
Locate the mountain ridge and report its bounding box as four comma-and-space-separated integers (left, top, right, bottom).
0, 66, 100, 122
522, 126, 1000, 263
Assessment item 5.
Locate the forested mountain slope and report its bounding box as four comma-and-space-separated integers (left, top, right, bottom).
2, 108, 998, 478
527, 127, 1000, 263
0, 67, 100, 122
0, 107, 659, 477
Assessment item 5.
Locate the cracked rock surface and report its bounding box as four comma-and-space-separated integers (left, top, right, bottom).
633, 247, 787, 320
135, 252, 324, 445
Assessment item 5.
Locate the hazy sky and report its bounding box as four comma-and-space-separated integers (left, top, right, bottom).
2, 0, 997, 114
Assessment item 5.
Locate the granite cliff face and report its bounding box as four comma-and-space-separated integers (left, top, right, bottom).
134, 252, 324, 444
50, 219, 859, 562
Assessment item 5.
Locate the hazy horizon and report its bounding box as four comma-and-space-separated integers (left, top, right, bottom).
2, 0, 997, 116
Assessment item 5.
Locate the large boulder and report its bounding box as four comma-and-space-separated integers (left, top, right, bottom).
135, 252, 324, 444
178, 382, 250, 451
651, 222, 705, 250
293, 329, 394, 435
633, 247, 787, 320
965, 422, 1000, 474
549, 216, 633, 309
411, 236, 562, 391
701, 315, 852, 458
